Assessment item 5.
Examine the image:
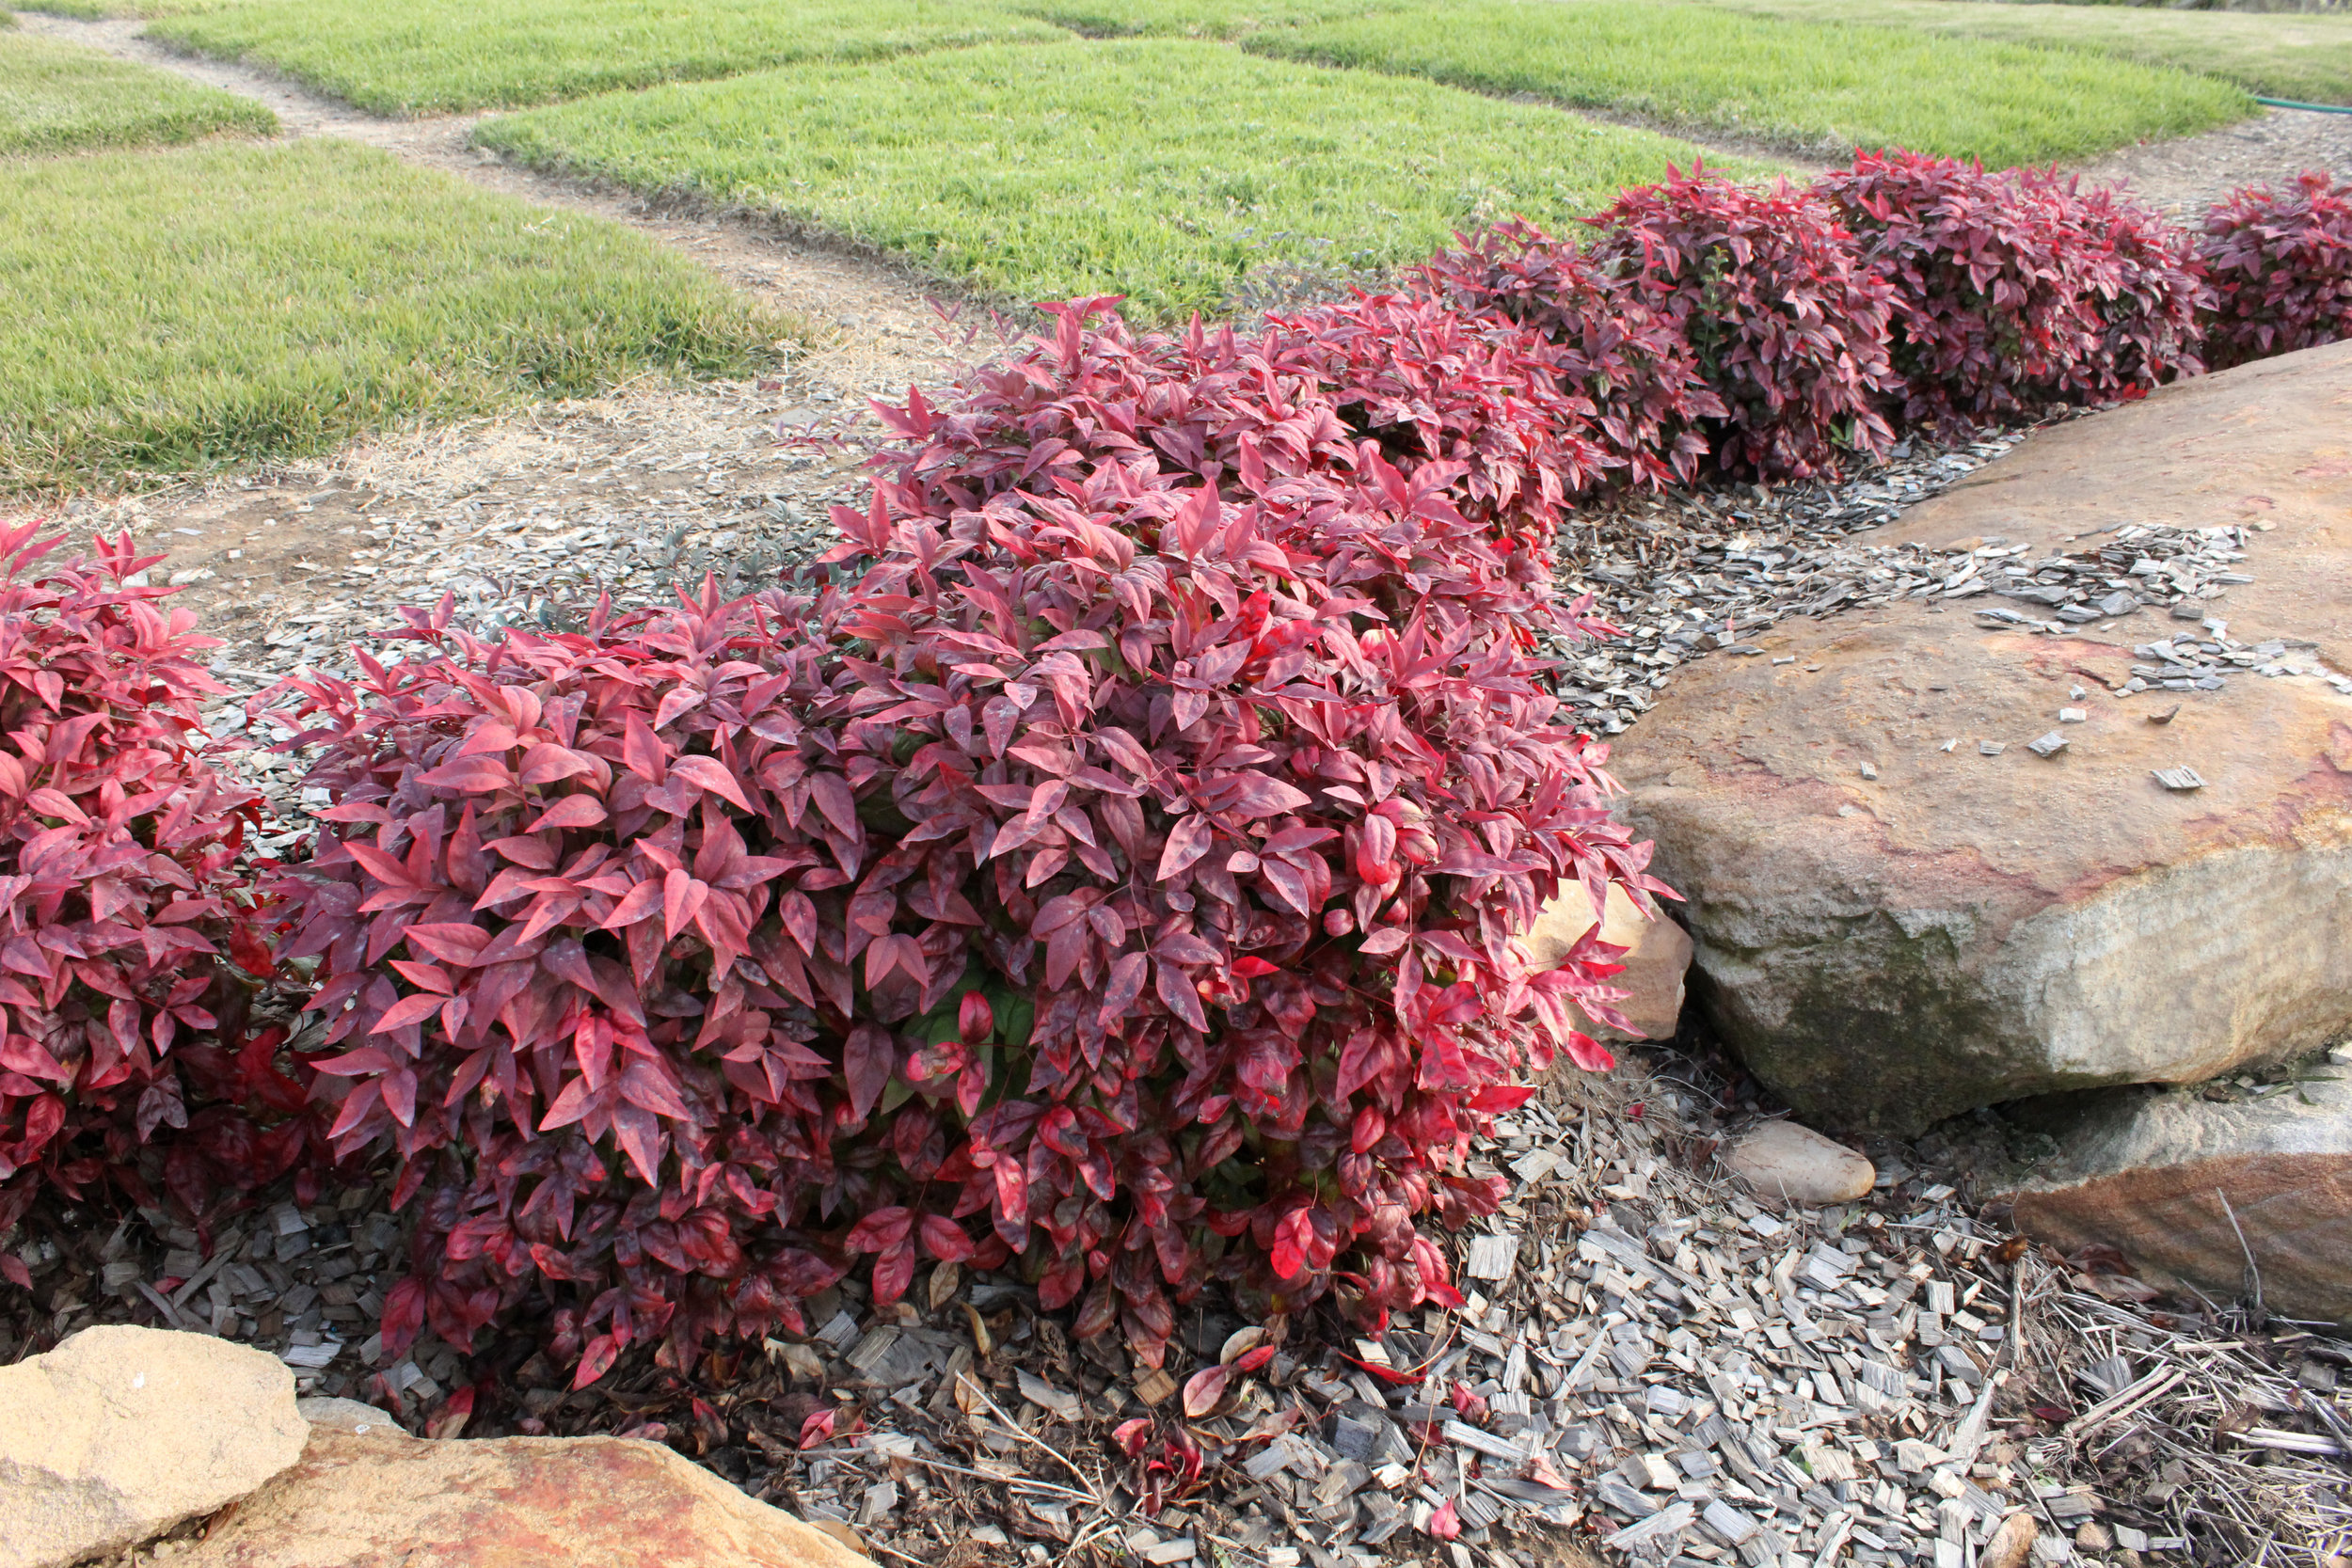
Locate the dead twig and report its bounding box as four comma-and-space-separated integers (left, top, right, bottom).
2217, 1187, 2265, 1314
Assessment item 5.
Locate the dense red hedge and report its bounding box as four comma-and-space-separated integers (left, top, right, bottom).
262, 307, 1665, 1375
13, 150, 2345, 1379
1417, 221, 1723, 492
2201, 170, 2352, 370
0, 526, 302, 1252
1586, 167, 1899, 480
1820, 151, 2204, 433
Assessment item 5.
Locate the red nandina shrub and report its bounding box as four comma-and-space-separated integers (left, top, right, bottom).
1416, 221, 1724, 490
1263, 292, 1614, 554
873, 294, 1602, 561
262, 588, 870, 1382
1585, 166, 1899, 480
0, 525, 286, 1243
838, 335, 1667, 1358
266, 301, 1667, 1381
2073, 182, 2208, 396
2200, 170, 2352, 370
1818, 150, 2203, 432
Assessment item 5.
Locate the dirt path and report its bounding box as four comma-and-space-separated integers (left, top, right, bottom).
2080, 103, 2352, 218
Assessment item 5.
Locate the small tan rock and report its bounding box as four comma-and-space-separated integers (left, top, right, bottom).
1723, 1120, 1876, 1208
806, 1519, 869, 1558
0, 1324, 308, 1568
166, 1426, 870, 1568
294, 1397, 411, 1440
1525, 882, 1692, 1040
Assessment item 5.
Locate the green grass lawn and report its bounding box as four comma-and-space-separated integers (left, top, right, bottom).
472, 38, 1771, 322
146, 0, 1071, 115
1, 32, 276, 154
1250, 0, 2253, 166
0, 139, 787, 490
1690, 0, 2352, 109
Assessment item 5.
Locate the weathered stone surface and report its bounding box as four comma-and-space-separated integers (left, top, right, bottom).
1525, 882, 1692, 1040
0, 1325, 307, 1568
2002, 1071, 2350, 1327
1616, 342, 2352, 1132
166, 1419, 872, 1568
1722, 1120, 1876, 1208
294, 1396, 404, 1436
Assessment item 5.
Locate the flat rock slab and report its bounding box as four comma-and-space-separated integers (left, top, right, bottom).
2002, 1070, 2350, 1326
0, 1325, 307, 1568
166, 1421, 872, 1568
1617, 342, 2352, 1132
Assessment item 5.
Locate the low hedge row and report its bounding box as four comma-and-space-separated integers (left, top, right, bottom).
2, 156, 2344, 1389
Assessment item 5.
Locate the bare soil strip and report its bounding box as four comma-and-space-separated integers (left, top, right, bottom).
2080, 102, 2352, 218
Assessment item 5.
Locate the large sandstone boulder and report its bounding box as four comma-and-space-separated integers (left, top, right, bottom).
0, 1325, 308, 1568
1525, 881, 1692, 1040
2000, 1069, 2349, 1326
165, 1412, 871, 1568
1617, 343, 2352, 1132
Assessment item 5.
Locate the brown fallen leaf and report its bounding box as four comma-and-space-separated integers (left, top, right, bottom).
1981, 1512, 2037, 1568
961, 1301, 993, 1357
929, 1259, 962, 1312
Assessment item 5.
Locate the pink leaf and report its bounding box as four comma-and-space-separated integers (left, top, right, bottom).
667, 754, 755, 813
844, 1206, 913, 1252
843, 1022, 894, 1121
1181, 1363, 1231, 1418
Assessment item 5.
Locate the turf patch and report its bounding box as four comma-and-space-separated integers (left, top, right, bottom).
473, 38, 1767, 322
148, 0, 1070, 115
0, 31, 275, 153
1248, 0, 2253, 166
0, 138, 787, 490
1696, 0, 2352, 111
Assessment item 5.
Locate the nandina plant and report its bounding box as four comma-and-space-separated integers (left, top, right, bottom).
2069, 180, 2207, 398
1585, 166, 1899, 480
834, 298, 1667, 1360
1818, 150, 2203, 432
0, 524, 286, 1250
869, 293, 1597, 568
260, 586, 869, 1382
2200, 170, 2352, 371
1258, 291, 1613, 555
265, 302, 1669, 1383
1416, 220, 1724, 490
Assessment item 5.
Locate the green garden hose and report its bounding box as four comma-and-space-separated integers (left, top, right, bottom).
2254, 95, 2352, 113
